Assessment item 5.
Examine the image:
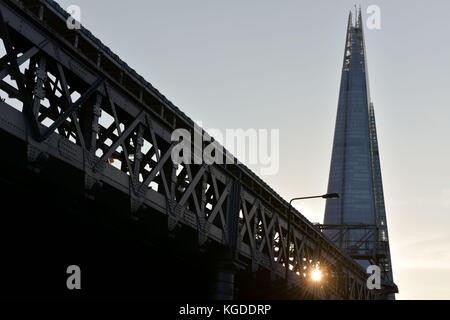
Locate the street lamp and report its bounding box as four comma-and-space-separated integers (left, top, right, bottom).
284, 193, 339, 290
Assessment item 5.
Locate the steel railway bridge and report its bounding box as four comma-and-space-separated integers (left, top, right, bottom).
0, 0, 374, 299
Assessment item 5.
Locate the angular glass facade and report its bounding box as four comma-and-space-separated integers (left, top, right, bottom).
323, 10, 397, 299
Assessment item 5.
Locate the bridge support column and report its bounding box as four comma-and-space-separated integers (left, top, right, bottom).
210, 179, 244, 300
211, 254, 242, 300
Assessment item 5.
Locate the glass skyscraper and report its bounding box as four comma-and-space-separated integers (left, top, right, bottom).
323, 9, 398, 299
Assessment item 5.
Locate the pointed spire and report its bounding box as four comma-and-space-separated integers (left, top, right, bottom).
357, 5, 363, 29
347, 10, 353, 30
325, 9, 397, 300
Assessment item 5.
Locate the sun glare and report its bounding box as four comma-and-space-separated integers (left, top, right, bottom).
311, 268, 322, 281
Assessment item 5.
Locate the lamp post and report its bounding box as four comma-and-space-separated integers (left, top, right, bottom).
284, 193, 339, 293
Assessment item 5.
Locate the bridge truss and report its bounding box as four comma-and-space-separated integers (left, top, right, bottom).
0, 0, 374, 299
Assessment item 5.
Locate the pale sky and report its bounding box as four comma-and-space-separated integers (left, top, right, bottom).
55, 0, 450, 299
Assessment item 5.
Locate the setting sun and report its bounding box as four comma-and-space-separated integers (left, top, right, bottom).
311, 269, 322, 281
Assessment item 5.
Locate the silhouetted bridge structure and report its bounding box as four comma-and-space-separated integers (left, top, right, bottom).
0, 0, 374, 299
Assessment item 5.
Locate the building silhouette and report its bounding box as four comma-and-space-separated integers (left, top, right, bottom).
322, 9, 398, 299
